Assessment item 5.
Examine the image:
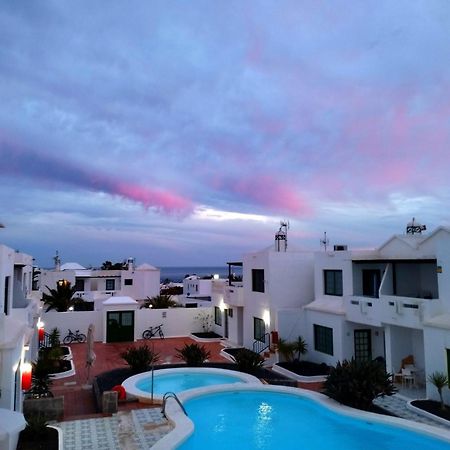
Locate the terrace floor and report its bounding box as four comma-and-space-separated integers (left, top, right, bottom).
53, 336, 228, 419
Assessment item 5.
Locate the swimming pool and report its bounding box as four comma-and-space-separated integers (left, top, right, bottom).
153, 385, 450, 450
122, 367, 261, 401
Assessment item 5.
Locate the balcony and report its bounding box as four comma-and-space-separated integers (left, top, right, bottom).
378, 295, 440, 329
224, 283, 244, 307
344, 296, 382, 326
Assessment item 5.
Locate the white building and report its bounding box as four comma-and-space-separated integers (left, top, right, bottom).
0, 244, 41, 450
180, 275, 216, 308
304, 223, 450, 403
211, 226, 315, 351
40, 257, 160, 309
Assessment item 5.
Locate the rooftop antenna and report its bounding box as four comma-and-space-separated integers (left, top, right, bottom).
53, 250, 61, 270
275, 221, 289, 252
320, 231, 329, 251
406, 217, 426, 235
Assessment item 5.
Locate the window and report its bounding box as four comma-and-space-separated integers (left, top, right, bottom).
324, 270, 343, 296
105, 279, 115, 291
314, 324, 333, 355
228, 308, 233, 318
74, 278, 85, 291
214, 306, 222, 326
124, 278, 133, 286
254, 317, 265, 342
252, 269, 265, 293
4, 276, 10, 315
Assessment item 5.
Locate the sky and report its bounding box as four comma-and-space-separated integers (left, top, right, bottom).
1, 1, 450, 268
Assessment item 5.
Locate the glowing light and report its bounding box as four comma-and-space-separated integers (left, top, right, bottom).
21, 362, 32, 391
213, 274, 219, 280
263, 309, 270, 327
193, 206, 271, 223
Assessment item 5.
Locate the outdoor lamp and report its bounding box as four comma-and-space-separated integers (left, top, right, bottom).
37, 319, 45, 341
21, 362, 32, 391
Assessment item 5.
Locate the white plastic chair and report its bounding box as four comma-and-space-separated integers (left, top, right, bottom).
401, 367, 415, 387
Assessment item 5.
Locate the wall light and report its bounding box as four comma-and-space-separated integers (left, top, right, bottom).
263, 309, 271, 327
21, 362, 32, 391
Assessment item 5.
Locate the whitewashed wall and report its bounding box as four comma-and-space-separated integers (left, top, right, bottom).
43, 307, 213, 342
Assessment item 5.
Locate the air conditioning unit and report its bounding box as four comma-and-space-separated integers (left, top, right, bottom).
334, 245, 348, 251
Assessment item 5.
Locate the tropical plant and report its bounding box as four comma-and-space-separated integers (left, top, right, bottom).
29, 357, 54, 398
21, 413, 50, 441
234, 348, 264, 374
120, 344, 160, 372
194, 311, 213, 332
293, 336, 308, 362
73, 297, 95, 311
42, 282, 77, 312
323, 358, 396, 411
176, 343, 211, 366
48, 328, 61, 348
277, 339, 296, 362
428, 371, 449, 410
140, 294, 179, 309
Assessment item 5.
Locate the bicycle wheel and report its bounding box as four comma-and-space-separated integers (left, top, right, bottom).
158, 330, 164, 339
77, 333, 86, 343
63, 335, 72, 345
142, 330, 152, 340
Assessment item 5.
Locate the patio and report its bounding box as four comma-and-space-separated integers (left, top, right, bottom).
52, 337, 228, 419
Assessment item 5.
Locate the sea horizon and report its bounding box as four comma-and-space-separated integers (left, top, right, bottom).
159, 265, 242, 283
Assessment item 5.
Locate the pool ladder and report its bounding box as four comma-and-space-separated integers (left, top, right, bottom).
161, 392, 188, 418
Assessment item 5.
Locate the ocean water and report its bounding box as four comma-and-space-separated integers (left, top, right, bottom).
159, 266, 242, 283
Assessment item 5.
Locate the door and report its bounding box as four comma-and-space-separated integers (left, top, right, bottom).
362, 269, 381, 297
107, 311, 135, 342
224, 309, 229, 338
354, 329, 372, 362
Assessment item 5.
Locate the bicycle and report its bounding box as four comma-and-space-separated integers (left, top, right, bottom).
63, 329, 87, 344
142, 324, 164, 340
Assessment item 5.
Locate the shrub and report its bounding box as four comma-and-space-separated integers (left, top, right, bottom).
120, 344, 160, 372
234, 348, 264, 374
29, 358, 54, 398
21, 413, 49, 440
176, 343, 211, 366
323, 358, 396, 411
277, 339, 296, 362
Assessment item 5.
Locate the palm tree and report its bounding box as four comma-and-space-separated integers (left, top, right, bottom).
428, 371, 448, 410
277, 338, 296, 362
140, 294, 178, 309
293, 336, 308, 362
42, 281, 77, 312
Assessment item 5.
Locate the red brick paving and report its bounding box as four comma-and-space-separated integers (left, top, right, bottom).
52, 337, 228, 420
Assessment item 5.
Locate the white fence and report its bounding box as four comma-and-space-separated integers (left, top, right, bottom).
43, 307, 212, 342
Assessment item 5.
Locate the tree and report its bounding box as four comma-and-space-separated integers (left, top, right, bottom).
42, 282, 77, 312
140, 294, 179, 309
101, 260, 127, 270
428, 371, 448, 410
277, 339, 296, 362
323, 358, 396, 411
293, 336, 308, 362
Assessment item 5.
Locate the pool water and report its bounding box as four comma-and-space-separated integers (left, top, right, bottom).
178, 390, 450, 450
135, 372, 244, 395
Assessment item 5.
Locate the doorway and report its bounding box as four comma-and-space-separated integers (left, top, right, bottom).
362, 269, 381, 298
354, 329, 372, 362
106, 311, 135, 342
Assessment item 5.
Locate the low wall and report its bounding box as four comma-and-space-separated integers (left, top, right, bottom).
43, 307, 212, 342
23, 396, 64, 421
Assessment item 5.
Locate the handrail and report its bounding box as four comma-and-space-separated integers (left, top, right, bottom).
252, 332, 270, 354
161, 391, 188, 418
39, 332, 52, 349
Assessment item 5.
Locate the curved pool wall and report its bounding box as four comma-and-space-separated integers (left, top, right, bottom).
122, 367, 261, 402
152, 385, 450, 450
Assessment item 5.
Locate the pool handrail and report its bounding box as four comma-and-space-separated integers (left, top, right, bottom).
162, 391, 188, 418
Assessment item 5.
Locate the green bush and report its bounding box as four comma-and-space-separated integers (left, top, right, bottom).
323, 358, 396, 411
120, 344, 160, 372
176, 343, 211, 366
29, 358, 54, 398
234, 348, 264, 374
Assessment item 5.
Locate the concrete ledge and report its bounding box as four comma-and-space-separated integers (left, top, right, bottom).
271, 363, 328, 383
406, 400, 450, 427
